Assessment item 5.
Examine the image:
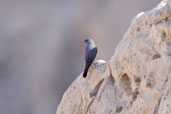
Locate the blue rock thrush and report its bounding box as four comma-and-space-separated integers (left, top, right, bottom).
83, 39, 97, 78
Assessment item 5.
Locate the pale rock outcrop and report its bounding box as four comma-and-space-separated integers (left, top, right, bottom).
56, 0, 171, 114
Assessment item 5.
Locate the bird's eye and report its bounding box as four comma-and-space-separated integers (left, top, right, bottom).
84, 39, 88, 42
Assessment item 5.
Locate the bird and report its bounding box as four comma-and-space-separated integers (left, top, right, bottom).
83, 38, 97, 78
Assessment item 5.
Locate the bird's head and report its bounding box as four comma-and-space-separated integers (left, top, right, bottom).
84, 38, 93, 44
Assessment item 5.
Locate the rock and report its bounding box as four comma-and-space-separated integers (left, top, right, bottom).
56, 0, 171, 114
168, 0, 171, 8
56, 60, 108, 114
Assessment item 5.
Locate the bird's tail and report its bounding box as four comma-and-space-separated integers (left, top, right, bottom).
83, 61, 92, 78
83, 70, 88, 78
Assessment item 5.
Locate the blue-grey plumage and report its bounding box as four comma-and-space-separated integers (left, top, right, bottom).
83, 39, 97, 78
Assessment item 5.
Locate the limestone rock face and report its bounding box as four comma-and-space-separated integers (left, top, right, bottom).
56, 0, 171, 114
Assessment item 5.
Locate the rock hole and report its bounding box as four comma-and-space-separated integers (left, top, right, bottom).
166, 41, 171, 46
152, 53, 161, 60
136, 27, 140, 31
167, 104, 169, 107
115, 106, 122, 113
146, 82, 152, 88
134, 76, 141, 86
162, 30, 166, 37
120, 73, 132, 95
127, 100, 133, 109
167, 52, 171, 56
144, 75, 146, 79
132, 88, 139, 101
89, 79, 104, 97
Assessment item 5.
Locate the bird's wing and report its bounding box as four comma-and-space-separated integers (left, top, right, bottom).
86, 47, 97, 62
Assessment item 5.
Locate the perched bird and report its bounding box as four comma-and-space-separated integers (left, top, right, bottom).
83, 39, 97, 78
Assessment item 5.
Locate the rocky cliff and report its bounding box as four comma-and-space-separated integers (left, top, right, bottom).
56, 0, 171, 114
